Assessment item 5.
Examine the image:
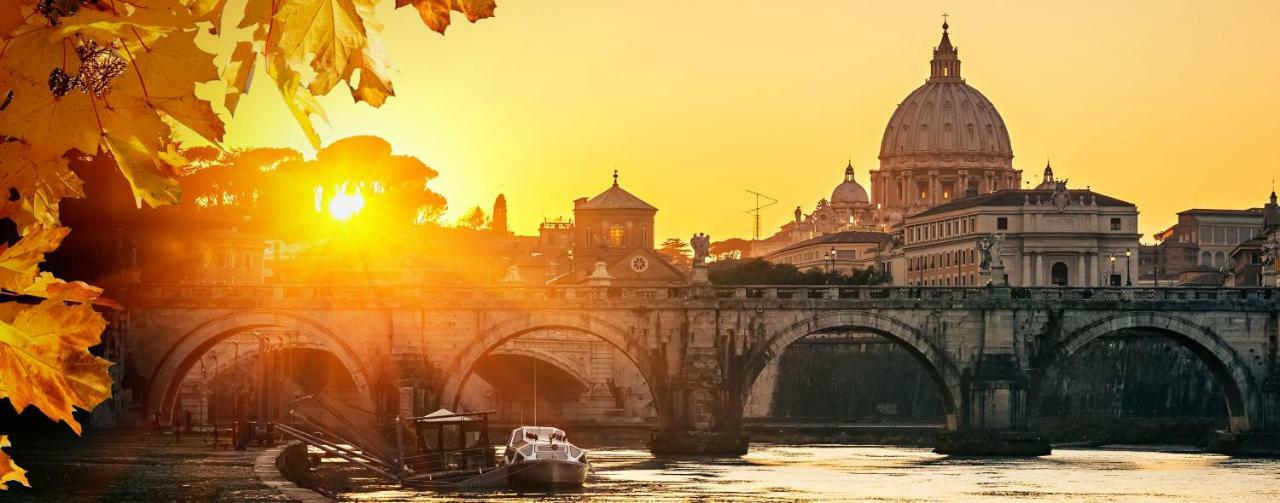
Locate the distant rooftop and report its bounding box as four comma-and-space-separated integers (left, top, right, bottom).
770, 230, 892, 256
576, 177, 657, 211
912, 188, 1134, 219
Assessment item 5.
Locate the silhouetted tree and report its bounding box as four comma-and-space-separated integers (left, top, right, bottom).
658, 238, 692, 268
457, 206, 489, 229
709, 238, 752, 260
708, 258, 890, 285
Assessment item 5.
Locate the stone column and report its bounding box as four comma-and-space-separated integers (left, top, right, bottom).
1076, 253, 1087, 287
1021, 254, 1032, 286
1034, 254, 1044, 286
1092, 254, 1102, 286
931, 172, 940, 205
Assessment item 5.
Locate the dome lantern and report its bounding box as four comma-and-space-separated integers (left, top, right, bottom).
930, 19, 961, 81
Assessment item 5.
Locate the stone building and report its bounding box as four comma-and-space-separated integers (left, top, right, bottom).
900, 176, 1139, 287
549, 172, 687, 285
751, 162, 882, 258
1150, 207, 1265, 283
754, 22, 1024, 263
764, 231, 892, 275
1228, 191, 1280, 287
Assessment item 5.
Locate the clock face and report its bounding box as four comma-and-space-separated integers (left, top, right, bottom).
630, 256, 650, 273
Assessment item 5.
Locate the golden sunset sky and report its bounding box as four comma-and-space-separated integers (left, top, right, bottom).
215, 0, 1280, 244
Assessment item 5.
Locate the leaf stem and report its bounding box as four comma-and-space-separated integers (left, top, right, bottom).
121, 34, 151, 103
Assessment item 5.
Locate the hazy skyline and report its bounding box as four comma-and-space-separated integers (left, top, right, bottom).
210, 1, 1280, 243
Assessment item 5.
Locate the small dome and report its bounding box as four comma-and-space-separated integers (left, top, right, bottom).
831, 162, 869, 205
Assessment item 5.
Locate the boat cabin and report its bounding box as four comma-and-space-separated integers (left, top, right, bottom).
401, 409, 497, 476
505, 426, 586, 464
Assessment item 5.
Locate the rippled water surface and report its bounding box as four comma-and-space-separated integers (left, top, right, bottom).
341, 445, 1280, 502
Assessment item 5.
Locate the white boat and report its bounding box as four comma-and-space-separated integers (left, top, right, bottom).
503, 426, 589, 489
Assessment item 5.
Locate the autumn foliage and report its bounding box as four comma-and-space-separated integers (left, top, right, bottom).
0, 0, 496, 489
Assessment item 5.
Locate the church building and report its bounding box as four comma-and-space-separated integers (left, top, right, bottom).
754, 21, 1145, 287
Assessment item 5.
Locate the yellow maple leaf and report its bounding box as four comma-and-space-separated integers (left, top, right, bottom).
265, 50, 330, 149
395, 0, 496, 34
102, 129, 184, 208
275, 0, 371, 97
0, 227, 70, 294
223, 41, 257, 115
22, 272, 122, 310
0, 144, 85, 236
114, 26, 226, 144
0, 299, 112, 435
0, 436, 29, 490
0, 2, 29, 39
185, 0, 231, 27
343, 2, 394, 106
0, 16, 194, 208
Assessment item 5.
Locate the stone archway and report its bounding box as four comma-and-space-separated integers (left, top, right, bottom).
437, 311, 669, 427
147, 310, 377, 422
486, 346, 593, 391
741, 310, 963, 431
1030, 312, 1259, 432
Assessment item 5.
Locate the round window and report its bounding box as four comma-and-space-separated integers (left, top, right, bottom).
630, 256, 649, 273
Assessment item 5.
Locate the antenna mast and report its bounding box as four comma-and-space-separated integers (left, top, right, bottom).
745, 189, 778, 240
533, 358, 538, 426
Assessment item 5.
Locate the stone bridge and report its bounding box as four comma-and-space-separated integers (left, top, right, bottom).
118, 284, 1280, 455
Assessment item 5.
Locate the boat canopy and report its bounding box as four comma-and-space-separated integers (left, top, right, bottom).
508, 426, 568, 444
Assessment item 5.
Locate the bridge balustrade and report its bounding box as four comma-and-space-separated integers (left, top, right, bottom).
121, 284, 1279, 309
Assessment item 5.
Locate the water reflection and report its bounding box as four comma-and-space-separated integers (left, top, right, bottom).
342, 445, 1280, 502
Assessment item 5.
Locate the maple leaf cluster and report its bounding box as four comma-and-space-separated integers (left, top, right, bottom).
0, 0, 495, 489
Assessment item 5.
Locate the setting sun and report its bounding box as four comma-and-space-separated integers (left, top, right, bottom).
327, 184, 366, 221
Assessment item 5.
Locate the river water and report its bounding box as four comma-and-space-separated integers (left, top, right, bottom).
338, 444, 1280, 502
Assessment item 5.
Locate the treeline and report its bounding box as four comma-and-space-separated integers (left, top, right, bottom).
708, 259, 891, 285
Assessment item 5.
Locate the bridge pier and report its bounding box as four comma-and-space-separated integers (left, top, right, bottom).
649, 383, 749, 456
1211, 376, 1280, 456
938, 304, 1051, 456
649, 343, 749, 456
935, 354, 1049, 456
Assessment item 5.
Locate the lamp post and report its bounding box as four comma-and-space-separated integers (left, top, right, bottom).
1125, 248, 1133, 286
1109, 254, 1117, 286
1154, 241, 1161, 287
829, 247, 837, 276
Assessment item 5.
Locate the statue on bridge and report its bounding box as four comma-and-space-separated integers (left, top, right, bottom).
691, 233, 711, 264
977, 233, 1007, 285
977, 233, 1005, 271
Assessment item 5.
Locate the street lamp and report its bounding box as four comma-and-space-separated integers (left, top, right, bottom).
1109, 254, 1117, 286
829, 247, 837, 276
1125, 248, 1133, 286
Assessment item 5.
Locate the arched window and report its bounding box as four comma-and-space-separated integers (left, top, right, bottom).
1214, 251, 1226, 269
608, 225, 625, 247
1051, 262, 1069, 286
1201, 251, 1212, 265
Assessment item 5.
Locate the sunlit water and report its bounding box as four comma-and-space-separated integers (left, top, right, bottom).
337, 444, 1280, 502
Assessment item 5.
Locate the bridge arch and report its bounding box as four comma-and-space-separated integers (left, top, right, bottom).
438, 311, 669, 426
147, 309, 377, 422
486, 346, 593, 391
1030, 311, 1259, 432
741, 310, 963, 430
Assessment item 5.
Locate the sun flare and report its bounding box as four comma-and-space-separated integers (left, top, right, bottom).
328, 185, 366, 221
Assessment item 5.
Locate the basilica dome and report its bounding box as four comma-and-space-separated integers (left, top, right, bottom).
831, 162, 869, 205
877, 23, 1013, 168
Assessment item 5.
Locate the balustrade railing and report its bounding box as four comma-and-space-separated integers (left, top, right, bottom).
122, 283, 1278, 306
